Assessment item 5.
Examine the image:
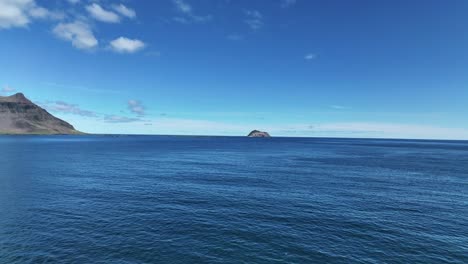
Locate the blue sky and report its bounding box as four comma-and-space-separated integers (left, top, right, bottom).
1, 0, 468, 139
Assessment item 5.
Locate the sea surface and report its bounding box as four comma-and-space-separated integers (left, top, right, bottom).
0, 136, 467, 263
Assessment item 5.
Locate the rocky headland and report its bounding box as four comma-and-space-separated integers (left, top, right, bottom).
0, 93, 82, 134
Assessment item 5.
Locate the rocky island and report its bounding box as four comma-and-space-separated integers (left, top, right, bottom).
247, 130, 271, 137
0, 93, 82, 135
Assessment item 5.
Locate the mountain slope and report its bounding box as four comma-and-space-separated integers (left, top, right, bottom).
0, 93, 82, 134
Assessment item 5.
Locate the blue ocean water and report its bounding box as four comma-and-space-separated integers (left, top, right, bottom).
0, 136, 467, 263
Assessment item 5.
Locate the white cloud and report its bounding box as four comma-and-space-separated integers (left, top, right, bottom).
281, 0, 297, 8
109, 37, 145, 53
305, 53, 317, 60
86, 3, 120, 23
0, 0, 61, 29
244, 10, 263, 30
112, 4, 136, 18
53, 21, 98, 50
0, 0, 30, 29
127, 100, 145, 116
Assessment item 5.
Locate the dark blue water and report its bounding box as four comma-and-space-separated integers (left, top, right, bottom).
0, 136, 467, 263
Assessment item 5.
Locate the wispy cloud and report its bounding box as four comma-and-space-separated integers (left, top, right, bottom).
244, 10, 263, 30
112, 4, 136, 19
174, 14, 212, 24
281, 0, 297, 8
86, 3, 120, 23
104, 115, 142, 123
173, 0, 192, 14
1, 85, 16, 94
29, 7, 63, 20
172, 0, 212, 24
41, 101, 97, 117
330, 105, 347, 110
37, 97, 148, 124
53, 21, 98, 50
38, 98, 147, 125
227, 33, 243, 41
109, 37, 146, 53
303, 122, 468, 140
304, 53, 317, 60
127, 100, 146, 116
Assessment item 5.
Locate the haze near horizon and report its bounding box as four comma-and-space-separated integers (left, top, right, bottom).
1, 0, 467, 139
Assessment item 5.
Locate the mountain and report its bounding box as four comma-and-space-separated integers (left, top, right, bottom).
247, 130, 271, 137
0, 93, 82, 134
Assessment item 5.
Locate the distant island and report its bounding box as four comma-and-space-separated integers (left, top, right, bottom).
247, 130, 271, 137
0, 93, 82, 135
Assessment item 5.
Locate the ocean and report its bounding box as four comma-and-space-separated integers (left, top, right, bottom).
0, 136, 467, 263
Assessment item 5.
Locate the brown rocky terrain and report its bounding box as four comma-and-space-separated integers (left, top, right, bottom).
247, 130, 271, 137
0, 93, 82, 134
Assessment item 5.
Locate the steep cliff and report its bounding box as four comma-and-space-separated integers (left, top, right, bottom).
0, 93, 82, 134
